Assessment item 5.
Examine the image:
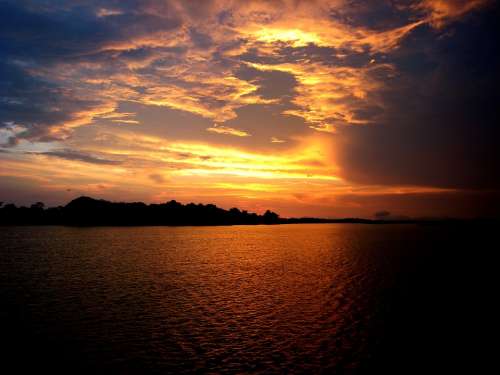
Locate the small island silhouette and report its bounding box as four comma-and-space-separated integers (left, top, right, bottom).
0, 196, 494, 226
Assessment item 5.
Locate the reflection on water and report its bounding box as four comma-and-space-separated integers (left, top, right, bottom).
0, 224, 495, 373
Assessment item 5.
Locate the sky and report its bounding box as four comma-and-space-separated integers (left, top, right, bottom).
0, 0, 499, 218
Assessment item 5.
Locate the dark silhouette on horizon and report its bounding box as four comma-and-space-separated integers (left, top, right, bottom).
0, 196, 282, 226
0, 196, 497, 226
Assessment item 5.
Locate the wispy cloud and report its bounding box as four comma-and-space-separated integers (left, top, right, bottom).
206, 125, 251, 137
271, 137, 286, 143
29, 149, 122, 165
111, 119, 141, 125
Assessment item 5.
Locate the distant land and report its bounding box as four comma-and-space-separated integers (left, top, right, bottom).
0, 196, 496, 226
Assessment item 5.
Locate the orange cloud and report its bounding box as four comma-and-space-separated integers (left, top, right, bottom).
416, 0, 490, 28
7, 0, 490, 145
248, 61, 392, 130
206, 125, 251, 137
20, 0, 427, 141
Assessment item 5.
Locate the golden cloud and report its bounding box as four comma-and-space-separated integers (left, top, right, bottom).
19, 0, 487, 140
207, 125, 251, 137
248, 61, 392, 129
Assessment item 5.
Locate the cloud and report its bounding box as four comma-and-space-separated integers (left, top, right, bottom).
30, 149, 122, 165
111, 119, 141, 125
0, 0, 181, 143
70, 131, 341, 182
0, 123, 25, 146
271, 137, 286, 143
248, 61, 391, 130
97, 111, 137, 120
206, 125, 251, 137
415, 0, 490, 28
1, 0, 489, 146
334, 4, 500, 190
149, 173, 167, 184
0, 58, 115, 143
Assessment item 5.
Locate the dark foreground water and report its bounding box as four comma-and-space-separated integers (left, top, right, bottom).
0, 224, 497, 373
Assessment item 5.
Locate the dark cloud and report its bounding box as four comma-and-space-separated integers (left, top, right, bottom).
336, 4, 500, 190
329, 0, 417, 31
0, 1, 180, 62
0, 60, 105, 143
189, 27, 214, 49
236, 65, 297, 101
0, 0, 181, 143
149, 174, 166, 184
30, 149, 122, 165
332, 190, 500, 219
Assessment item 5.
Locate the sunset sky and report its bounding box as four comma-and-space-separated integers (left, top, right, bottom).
1, 0, 499, 218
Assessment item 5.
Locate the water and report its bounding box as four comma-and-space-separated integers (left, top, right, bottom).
0, 224, 496, 373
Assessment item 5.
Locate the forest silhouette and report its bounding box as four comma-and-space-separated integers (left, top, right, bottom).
0, 196, 284, 226
0, 196, 493, 226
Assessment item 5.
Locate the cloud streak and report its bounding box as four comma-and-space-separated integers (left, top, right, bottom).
29, 149, 122, 165
207, 125, 251, 137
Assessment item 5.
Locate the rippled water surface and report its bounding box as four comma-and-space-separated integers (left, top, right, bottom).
0, 224, 495, 373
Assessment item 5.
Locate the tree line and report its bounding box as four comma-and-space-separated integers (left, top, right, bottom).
0, 196, 281, 226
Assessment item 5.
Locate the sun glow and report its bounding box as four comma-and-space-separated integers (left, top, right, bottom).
254, 28, 324, 47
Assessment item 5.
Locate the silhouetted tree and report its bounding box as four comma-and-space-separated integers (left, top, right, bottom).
30, 202, 45, 210
0, 196, 289, 226
263, 210, 279, 224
